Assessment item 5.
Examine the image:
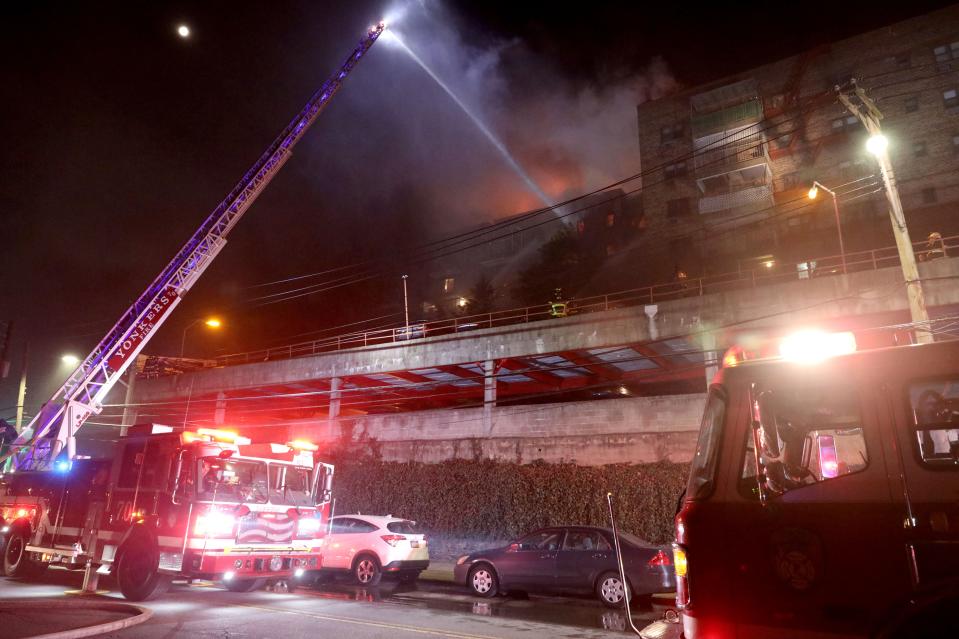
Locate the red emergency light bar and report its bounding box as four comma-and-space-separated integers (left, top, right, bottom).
723, 330, 857, 368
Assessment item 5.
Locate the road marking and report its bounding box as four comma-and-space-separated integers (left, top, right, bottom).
231, 602, 500, 639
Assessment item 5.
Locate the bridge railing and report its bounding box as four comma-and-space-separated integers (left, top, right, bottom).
213, 233, 958, 367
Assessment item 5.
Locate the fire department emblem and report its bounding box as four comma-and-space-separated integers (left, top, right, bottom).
771, 527, 822, 591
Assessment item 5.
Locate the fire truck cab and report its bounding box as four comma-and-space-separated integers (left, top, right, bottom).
0, 425, 333, 601
672, 333, 959, 639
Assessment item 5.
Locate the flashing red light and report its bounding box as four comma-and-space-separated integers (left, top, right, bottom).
647, 549, 672, 567
380, 534, 407, 547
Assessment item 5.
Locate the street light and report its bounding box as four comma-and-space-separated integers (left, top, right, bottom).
61, 354, 80, 366
865, 133, 888, 156
180, 317, 222, 358
808, 181, 847, 273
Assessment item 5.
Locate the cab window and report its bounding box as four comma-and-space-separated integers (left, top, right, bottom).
687, 388, 726, 499
743, 382, 868, 497
909, 379, 959, 467
268, 465, 313, 507
117, 439, 174, 490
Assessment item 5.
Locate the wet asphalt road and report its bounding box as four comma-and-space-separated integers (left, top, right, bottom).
0, 569, 673, 638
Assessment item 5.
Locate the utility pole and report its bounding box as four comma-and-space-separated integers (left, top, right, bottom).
838, 82, 932, 343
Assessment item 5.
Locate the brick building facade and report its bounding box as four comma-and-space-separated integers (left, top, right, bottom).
636, 4, 959, 281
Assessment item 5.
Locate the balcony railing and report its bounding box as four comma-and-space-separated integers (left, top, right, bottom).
189, 235, 959, 370
698, 183, 774, 215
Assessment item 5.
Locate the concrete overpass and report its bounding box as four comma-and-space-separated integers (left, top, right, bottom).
111, 256, 959, 465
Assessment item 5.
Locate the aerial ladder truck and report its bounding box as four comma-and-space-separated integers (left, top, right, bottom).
0, 21, 386, 600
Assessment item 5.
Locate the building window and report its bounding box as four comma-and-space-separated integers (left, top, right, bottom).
944, 88, 959, 110
837, 159, 868, 182
605, 212, 616, 227
443, 277, 455, 293
666, 197, 692, 219
831, 115, 859, 132
780, 171, 801, 191
914, 141, 928, 158
922, 188, 938, 204
904, 95, 919, 113
934, 41, 959, 62
664, 160, 688, 179
661, 123, 685, 144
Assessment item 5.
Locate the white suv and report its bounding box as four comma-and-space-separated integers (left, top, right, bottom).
319, 515, 429, 585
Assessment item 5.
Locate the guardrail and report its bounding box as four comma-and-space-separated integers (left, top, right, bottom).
214, 233, 958, 367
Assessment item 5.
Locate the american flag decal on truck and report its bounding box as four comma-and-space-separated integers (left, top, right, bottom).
237, 512, 296, 544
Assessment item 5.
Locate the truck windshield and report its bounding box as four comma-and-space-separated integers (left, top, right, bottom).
269, 465, 313, 507
197, 458, 268, 503
687, 389, 726, 499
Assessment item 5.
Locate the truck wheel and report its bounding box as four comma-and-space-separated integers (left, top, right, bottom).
116, 538, 171, 601
225, 578, 266, 592
353, 555, 381, 586
3, 529, 47, 580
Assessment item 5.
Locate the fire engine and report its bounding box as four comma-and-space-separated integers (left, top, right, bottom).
0, 21, 388, 599
1, 426, 332, 600
655, 329, 959, 638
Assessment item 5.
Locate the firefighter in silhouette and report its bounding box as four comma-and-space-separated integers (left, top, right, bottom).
919, 232, 945, 262
549, 288, 568, 318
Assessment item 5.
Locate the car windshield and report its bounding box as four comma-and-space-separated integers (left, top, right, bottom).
197, 457, 268, 503
268, 465, 313, 507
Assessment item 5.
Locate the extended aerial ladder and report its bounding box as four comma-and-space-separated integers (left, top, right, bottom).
6, 22, 387, 471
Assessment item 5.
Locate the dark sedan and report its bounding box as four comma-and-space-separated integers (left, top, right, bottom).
453, 526, 675, 607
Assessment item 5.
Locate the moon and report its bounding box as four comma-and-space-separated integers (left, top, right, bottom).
177, 24, 190, 38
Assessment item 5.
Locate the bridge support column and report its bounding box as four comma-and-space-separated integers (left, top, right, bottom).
328, 377, 342, 441
483, 360, 496, 435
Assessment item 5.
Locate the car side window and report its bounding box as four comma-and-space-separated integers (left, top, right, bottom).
518, 531, 564, 551
563, 531, 611, 551
331, 518, 358, 534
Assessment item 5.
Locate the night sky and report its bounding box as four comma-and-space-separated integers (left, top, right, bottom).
1, 0, 953, 418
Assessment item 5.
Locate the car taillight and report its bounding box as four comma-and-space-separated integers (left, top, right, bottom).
380, 534, 407, 547
647, 549, 672, 567
673, 544, 689, 608
194, 511, 236, 538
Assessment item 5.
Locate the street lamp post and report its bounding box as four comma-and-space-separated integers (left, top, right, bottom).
180, 317, 222, 359
808, 181, 847, 273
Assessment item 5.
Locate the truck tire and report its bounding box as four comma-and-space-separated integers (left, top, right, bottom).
225, 578, 266, 592
3, 528, 47, 580
116, 537, 171, 601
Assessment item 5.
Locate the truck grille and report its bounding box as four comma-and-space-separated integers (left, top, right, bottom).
236, 513, 296, 544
